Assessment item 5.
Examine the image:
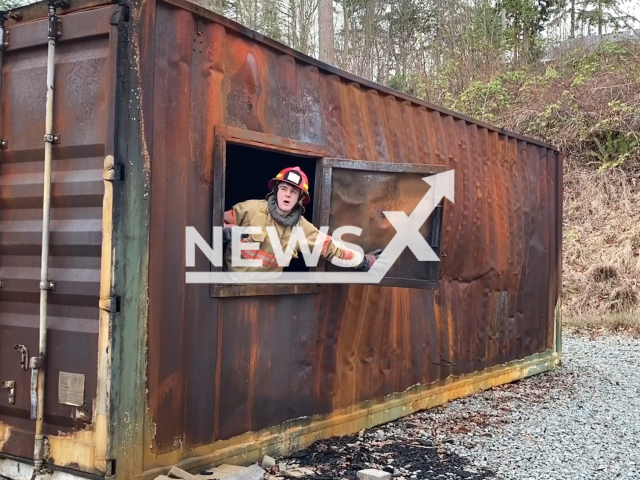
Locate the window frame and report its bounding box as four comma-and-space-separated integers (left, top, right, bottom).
210, 126, 447, 297
210, 125, 327, 298
316, 158, 447, 290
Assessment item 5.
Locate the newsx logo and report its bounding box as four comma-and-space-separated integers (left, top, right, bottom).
185, 170, 455, 284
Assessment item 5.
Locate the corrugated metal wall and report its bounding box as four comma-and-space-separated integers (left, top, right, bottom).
0, 5, 116, 463
141, 0, 560, 469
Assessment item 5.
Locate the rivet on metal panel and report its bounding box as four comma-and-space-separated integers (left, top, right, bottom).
44, 133, 60, 144
0, 139, 8, 149
39, 280, 56, 291
0, 279, 3, 287
1, 380, 15, 404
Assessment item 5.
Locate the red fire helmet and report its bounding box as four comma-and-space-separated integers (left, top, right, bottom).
268, 166, 310, 206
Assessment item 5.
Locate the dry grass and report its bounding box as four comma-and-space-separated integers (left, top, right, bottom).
563, 310, 640, 337
562, 167, 640, 319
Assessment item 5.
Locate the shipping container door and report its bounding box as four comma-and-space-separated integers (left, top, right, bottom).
317, 159, 448, 288
0, 4, 119, 476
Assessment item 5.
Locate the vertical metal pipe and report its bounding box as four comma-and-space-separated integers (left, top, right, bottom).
0, 11, 7, 147
33, 2, 59, 473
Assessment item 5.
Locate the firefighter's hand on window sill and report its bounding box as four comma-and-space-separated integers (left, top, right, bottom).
222, 226, 232, 244
354, 249, 383, 272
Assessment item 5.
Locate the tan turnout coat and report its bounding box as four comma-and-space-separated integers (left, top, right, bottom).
223, 200, 363, 273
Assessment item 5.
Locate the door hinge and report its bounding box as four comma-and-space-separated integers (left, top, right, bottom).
103, 164, 124, 181
103, 154, 124, 181
0, 11, 9, 50
1, 28, 9, 51
105, 458, 117, 477
99, 295, 121, 313
110, 5, 130, 25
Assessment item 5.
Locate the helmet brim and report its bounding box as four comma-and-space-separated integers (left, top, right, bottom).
269, 178, 310, 206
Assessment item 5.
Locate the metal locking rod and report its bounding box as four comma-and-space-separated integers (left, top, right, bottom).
33, 0, 69, 472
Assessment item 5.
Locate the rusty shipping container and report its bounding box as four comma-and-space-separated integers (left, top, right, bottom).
0, 0, 563, 478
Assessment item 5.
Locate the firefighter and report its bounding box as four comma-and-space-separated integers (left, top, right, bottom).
222, 166, 381, 274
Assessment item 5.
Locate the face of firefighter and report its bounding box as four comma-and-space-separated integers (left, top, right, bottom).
276, 182, 301, 215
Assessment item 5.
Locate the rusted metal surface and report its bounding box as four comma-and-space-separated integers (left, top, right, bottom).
141, 2, 562, 477
0, 4, 119, 476
141, 350, 560, 480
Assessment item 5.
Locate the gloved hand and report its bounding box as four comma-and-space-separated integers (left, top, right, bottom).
222, 226, 232, 245
354, 249, 382, 272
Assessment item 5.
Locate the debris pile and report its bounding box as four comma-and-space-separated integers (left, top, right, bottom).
154, 425, 495, 480
270, 426, 495, 480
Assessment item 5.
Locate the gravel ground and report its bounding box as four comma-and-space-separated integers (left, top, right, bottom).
419, 332, 640, 479
277, 331, 640, 480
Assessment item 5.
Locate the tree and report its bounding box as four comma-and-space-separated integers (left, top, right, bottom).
575, 0, 636, 36
318, 0, 335, 63
0, 0, 36, 10
501, 0, 558, 63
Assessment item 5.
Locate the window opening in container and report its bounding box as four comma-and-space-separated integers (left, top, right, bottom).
224, 142, 318, 273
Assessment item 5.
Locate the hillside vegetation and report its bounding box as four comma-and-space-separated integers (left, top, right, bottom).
440, 39, 640, 332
